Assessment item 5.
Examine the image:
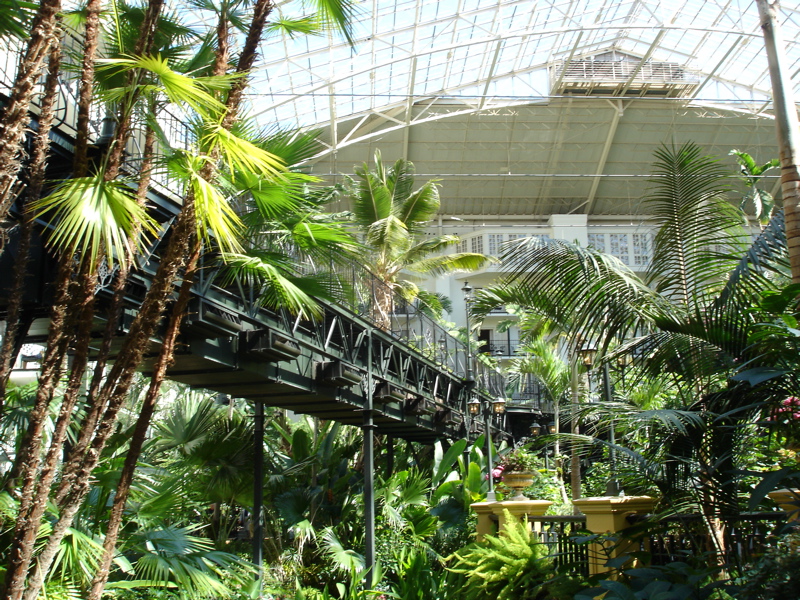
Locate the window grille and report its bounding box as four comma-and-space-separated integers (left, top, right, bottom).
633, 233, 651, 267
470, 236, 483, 254
587, 233, 606, 252
488, 234, 503, 255
610, 233, 629, 265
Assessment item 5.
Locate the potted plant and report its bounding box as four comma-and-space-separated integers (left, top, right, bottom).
498, 447, 539, 501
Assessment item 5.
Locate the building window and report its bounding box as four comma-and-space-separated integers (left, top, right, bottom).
633, 233, 651, 267
470, 235, 483, 254
588, 233, 606, 252
609, 233, 629, 265
456, 239, 467, 253
488, 234, 503, 255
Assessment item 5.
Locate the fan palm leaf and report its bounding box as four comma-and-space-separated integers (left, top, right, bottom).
220, 252, 329, 318
33, 174, 158, 270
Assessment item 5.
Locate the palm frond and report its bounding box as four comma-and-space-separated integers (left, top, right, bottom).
33, 175, 158, 270
220, 252, 327, 319
409, 253, 494, 277
351, 167, 393, 226
715, 209, 788, 308
266, 16, 320, 39
646, 142, 747, 305
476, 237, 658, 351
307, 0, 360, 45
201, 124, 286, 178
395, 180, 440, 233
96, 54, 229, 116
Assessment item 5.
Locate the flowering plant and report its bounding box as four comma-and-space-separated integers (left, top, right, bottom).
770, 396, 800, 451
499, 447, 539, 472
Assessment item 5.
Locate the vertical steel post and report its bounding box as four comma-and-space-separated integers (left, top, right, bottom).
601, 363, 621, 496
484, 409, 496, 501
252, 401, 264, 594
363, 328, 376, 577
462, 282, 475, 470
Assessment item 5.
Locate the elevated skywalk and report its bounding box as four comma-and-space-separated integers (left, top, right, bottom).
0, 34, 507, 446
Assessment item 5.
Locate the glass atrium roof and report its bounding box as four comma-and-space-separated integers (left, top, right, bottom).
246, 0, 800, 133
237, 0, 800, 218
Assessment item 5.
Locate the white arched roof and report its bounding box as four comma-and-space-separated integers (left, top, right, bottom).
243, 0, 800, 218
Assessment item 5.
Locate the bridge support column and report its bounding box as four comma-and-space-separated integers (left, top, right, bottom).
386, 435, 394, 476
252, 401, 264, 594
363, 328, 376, 579
363, 410, 376, 576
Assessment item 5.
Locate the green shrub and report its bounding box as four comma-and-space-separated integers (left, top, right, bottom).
446, 510, 554, 600
736, 530, 800, 600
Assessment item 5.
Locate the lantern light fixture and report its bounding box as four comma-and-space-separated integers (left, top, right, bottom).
578, 346, 597, 368
492, 397, 506, 414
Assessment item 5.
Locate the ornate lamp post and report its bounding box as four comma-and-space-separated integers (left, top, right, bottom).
577, 346, 624, 496
469, 396, 506, 501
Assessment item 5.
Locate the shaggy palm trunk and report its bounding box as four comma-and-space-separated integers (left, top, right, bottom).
3, 3, 170, 595
72, 0, 103, 178
87, 1, 277, 590
0, 41, 62, 406
84, 2, 276, 592
103, 0, 166, 182
0, 0, 62, 224
372, 282, 394, 331
8, 0, 277, 592
757, 0, 800, 284
13, 198, 196, 600
85, 243, 200, 600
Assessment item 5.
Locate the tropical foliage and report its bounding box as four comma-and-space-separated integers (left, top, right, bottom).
343, 150, 492, 328
472, 142, 799, 587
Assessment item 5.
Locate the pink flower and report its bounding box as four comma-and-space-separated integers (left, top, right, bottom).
492, 467, 504, 479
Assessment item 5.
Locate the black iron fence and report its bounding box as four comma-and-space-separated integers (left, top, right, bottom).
530, 515, 590, 576
647, 512, 790, 568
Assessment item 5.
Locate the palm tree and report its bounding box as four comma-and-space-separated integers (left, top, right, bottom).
0, 0, 61, 224
729, 149, 780, 227
344, 150, 492, 330
472, 142, 791, 552
504, 336, 571, 504
2, 0, 360, 596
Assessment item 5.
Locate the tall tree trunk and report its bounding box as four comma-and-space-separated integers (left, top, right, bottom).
0, 0, 62, 225
570, 359, 581, 503
83, 2, 278, 592
103, 0, 166, 182
757, 0, 800, 283
3, 1, 170, 593
84, 242, 201, 600
0, 41, 62, 406
8, 0, 277, 593
72, 0, 103, 178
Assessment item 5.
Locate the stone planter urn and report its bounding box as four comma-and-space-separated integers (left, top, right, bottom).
502, 471, 534, 501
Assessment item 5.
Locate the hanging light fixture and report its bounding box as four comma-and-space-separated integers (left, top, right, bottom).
617, 353, 633, 368
530, 422, 541, 436
577, 346, 597, 368
492, 397, 506, 414
547, 421, 557, 434
467, 398, 481, 415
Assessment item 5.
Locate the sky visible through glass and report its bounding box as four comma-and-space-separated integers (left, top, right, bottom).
234, 0, 800, 131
